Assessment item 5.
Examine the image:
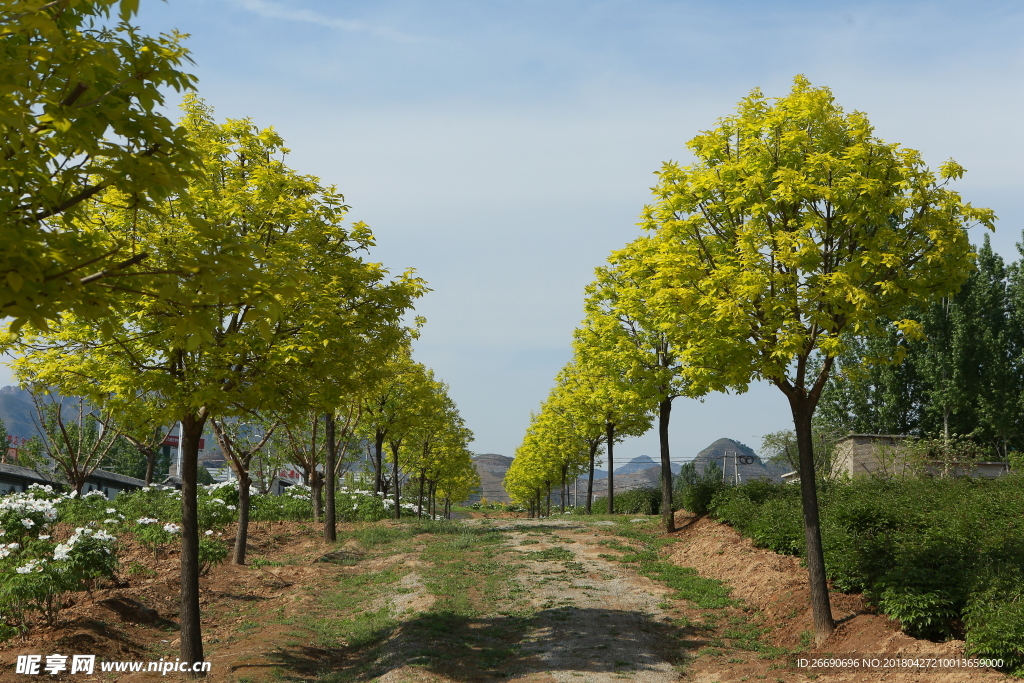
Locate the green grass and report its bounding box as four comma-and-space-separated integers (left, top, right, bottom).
519, 546, 574, 562
602, 518, 796, 664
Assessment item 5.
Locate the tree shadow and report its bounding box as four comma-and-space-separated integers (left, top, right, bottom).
266, 606, 705, 681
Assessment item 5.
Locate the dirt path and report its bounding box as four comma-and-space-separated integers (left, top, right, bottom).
2, 517, 1014, 682
465, 519, 680, 682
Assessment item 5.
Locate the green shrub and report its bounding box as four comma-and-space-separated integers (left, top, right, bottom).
705, 474, 1024, 667
251, 484, 313, 521
0, 486, 118, 637
590, 487, 662, 515
198, 536, 228, 575
334, 487, 389, 522
675, 461, 729, 515
709, 483, 803, 555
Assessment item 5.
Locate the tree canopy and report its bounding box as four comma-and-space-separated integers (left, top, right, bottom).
1, 0, 198, 327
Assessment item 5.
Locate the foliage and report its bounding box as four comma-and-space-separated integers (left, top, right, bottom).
334, 487, 390, 522
197, 537, 227, 576
590, 487, 662, 515
675, 460, 729, 515
816, 235, 1024, 459
709, 476, 1024, 669
0, 0, 198, 327
760, 426, 843, 481
639, 74, 992, 641
0, 485, 118, 638
251, 483, 313, 521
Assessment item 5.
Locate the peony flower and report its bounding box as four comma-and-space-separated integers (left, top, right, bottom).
163, 523, 181, 534
20, 518, 35, 528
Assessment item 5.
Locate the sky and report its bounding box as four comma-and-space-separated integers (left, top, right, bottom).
3, 0, 1023, 465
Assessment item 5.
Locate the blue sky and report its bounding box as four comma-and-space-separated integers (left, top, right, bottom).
4, 0, 1023, 464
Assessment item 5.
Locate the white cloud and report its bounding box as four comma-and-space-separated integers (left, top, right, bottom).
227, 0, 422, 42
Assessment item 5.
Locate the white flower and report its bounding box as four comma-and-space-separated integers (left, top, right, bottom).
106, 508, 116, 514
137, 517, 158, 525
163, 523, 181, 534
15, 559, 43, 573
226, 505, 236, 511
8, 542, 21, 550
53, 543, 72, 561
20, 518, 35, 529
104, 519, 118, 524
38, 534, 50, 540
204, 530, 213, 536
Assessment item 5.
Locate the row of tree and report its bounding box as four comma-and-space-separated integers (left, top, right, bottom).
1, 2, 475, 671
505, 75, 993, 645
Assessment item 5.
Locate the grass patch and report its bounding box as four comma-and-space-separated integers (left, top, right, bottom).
520, 546, 574, 562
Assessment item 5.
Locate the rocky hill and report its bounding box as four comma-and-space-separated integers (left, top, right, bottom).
472, 452, 513, 503
690, 437, 784, 483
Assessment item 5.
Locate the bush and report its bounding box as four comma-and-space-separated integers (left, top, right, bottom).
706, 474, 1024, 672
0, 486, 118, 637
252, 484, 313, 521
675, 461, 729, 515
591, 487, 662, 515
335, 488, 389, 522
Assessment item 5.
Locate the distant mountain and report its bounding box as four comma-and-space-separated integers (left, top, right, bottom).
472, 453, 513, 503
689, 437, 782, 483
0, 386, 36, 440
614, 455, 657, 475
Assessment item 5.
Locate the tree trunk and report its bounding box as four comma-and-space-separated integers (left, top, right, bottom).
606, 422, 615, 515
233, 471, 252, 565
546, 482, 551, 517
324, 413, 336, 542
391, 442, 401, 520
417, 471, 426, 519
560, 465, 567, 513
659, 397, 675, 532
586, 441, 597, 514
790, 395, 835, 644
179, 411, 209, 675
311, 472, 323, 524
374, 430, 385, 493
144, 447, 156, 486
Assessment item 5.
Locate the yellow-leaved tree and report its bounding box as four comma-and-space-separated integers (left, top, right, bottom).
1, 0, 198, 327
641, 76, 993, 643
6, 97, 425, 671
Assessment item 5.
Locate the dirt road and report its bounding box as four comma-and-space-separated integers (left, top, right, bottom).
1, 516, 1013, 682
